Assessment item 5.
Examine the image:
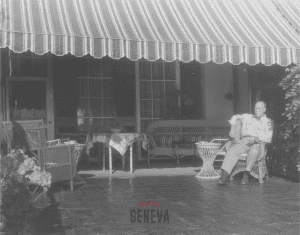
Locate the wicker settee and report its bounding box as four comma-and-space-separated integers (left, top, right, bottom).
146, 120, 230, 165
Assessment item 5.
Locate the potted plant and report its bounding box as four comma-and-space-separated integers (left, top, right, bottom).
0, 149, 52, 233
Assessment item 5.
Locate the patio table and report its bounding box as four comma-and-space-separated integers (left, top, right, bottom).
86, 133, 147, 174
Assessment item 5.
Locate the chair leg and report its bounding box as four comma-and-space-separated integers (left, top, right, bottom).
87, 153, 90, 166
258, 163, 264, 184
70, 179, 74, 192
265, 174, 269, 180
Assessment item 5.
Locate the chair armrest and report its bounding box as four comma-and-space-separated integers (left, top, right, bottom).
211, 139, 230, 152
210, 138, 230, 143
47, 139, 60, 146
146, 134, 157, 149
46, 138, 70, 147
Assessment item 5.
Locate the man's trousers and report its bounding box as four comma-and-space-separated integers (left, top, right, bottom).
221, 137, 261, 174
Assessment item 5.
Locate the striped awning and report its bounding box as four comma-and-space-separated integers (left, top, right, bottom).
1, 0, 299, 66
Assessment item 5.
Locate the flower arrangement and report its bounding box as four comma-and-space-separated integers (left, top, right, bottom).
1, 149, 52, 189
0, 149, 52, 232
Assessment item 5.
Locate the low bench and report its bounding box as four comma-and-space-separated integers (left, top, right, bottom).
146, 120, 230, 165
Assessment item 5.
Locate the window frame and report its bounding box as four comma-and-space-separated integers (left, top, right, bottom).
138, 60, 179, 132
77, 76, 115, 132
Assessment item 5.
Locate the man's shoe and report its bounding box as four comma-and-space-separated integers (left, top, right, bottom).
242, 171, 250, 184
218, 169, 229, 185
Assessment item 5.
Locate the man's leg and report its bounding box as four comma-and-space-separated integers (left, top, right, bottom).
219, 143, 247, 185
242, 144, 261, 184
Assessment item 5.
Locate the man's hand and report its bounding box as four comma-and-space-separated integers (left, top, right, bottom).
255, 137, 262, 143
229, 125, 235, 138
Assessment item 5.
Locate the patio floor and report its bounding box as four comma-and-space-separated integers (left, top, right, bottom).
15, 159, 300, 235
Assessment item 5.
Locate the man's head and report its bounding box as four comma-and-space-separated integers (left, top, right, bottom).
254, 101, 266, 118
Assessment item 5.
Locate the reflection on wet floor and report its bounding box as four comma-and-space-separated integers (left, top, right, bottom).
31, 170, 300, 235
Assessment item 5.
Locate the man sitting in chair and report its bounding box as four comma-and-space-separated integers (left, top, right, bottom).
218, 101, 273, 185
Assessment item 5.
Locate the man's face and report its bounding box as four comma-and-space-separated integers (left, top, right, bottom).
254, 102, 266, 118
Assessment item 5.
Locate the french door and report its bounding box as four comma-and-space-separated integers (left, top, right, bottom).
6, 77, 55, 140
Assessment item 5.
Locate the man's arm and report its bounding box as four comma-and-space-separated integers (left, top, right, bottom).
228, 114, 252, 126
257, 119, 274, 144
228, 114, 252, 139
228, 115, 242, 138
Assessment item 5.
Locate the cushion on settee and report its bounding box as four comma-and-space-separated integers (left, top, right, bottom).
153, 135, 181, 148
150, 134, 229, 149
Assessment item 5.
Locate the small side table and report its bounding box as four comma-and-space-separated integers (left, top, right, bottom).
195, 142, 221, 180
75, 144, 86, 166
71, 143, 86, 184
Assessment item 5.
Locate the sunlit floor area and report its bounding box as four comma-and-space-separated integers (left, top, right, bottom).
26, 159, 300, 235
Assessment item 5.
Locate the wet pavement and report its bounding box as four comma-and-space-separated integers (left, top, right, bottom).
28, 158, 300, 235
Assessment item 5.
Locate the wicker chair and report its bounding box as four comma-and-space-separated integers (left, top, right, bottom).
3, 120, 76, 191
215, 119, 270, 184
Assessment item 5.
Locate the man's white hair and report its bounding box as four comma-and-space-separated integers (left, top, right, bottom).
255, 101, 267, 109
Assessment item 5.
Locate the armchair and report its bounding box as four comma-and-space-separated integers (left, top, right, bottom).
229, 119, 270, 183
3, 120, 75, 191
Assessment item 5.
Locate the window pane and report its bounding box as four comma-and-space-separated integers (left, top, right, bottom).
165, 62, 176, 80
90, 118, 102, 132
19, 58, 34, 76
77, 98, 89, 117
77, 118, 89, 132
103, 98, 115, 117
165, 81, 177, 94
152, 62, 163, 80
11, 57, 20, 76
140, 100, 152, 118
89, 79, 102, 97
140, 81, 151, 99
76, 58, 88, 77
89, 59, 102, 77
153, 100, 162, 118
89, 98, 102, 117
139, 61, 151, 80
103, 118, 117, 130
103, 79, 114, 97
102, 58, 113, 77
152, 81, 164, 99
141, 120, 152, 133
33, 58, 48, 77
77, 79, 89, 97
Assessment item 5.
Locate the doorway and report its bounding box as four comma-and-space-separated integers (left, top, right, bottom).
6, 77, 54, 140
260, 87, 286, 125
